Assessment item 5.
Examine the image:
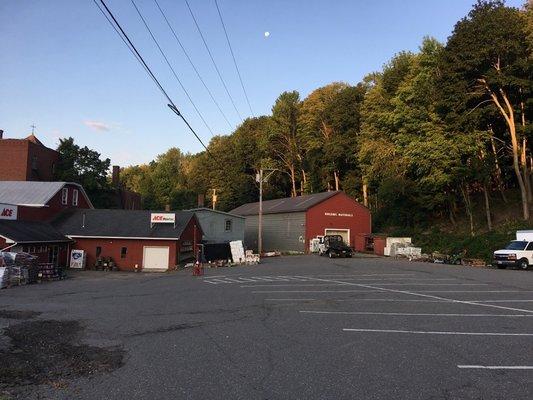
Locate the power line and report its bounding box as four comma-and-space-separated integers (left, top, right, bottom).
214, 0, 254, 117
153, 0, 234, 130
184, 0, 243, 122
93, 0, 215, 160
131, 0, 215, 137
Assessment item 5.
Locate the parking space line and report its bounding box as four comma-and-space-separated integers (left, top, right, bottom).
252, 290, 381, 293
343, 329, 533, 336
241, 284, 350, 288
472, 300, 533, 303
457, 365, 533, 370
296, 276, 533, 314
265, 298, 316, 301
300, 311, 533, 317
354, 283, 489, 286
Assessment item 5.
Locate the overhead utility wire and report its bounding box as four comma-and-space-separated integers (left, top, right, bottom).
214, 0, 254, 117
94, 0, 215, 159
184, 0, 243, 122
131, 0, 215, 137
153, 0, 233, 129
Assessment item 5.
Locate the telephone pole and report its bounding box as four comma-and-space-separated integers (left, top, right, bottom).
256, 168, 277, 256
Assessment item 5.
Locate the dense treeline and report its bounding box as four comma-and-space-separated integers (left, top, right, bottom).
118, 0, 532, 234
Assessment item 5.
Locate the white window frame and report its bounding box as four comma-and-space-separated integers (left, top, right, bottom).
72, 189, 79, 206
61, 188, 68, 205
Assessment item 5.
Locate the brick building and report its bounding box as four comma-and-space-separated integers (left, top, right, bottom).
0, 130, 59, 181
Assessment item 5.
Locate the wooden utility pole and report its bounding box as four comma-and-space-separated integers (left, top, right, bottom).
258, 169, 263, 256
212, 189, 217, 210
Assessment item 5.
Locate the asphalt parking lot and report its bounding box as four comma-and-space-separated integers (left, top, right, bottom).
1, 255, 532, 399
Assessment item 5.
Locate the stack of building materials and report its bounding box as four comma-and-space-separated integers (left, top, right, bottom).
0, 256, 8, 288
245, 250, 260, 264
384, 238, 412, 257
0, 252, 39, 287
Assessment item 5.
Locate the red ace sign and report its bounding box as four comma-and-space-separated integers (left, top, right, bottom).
0, 203, 18, 220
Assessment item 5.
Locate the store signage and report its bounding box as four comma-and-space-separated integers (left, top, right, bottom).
0, 203, 17, 220
150, 213, 175, 224
70, 250, 86, 269
324, 212, 353, 217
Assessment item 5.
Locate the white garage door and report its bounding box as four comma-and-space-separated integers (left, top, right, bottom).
143, 246, 170, 271
325, 229, 350, 245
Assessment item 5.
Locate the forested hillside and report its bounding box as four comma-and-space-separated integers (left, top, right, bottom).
120, 0, 532, 240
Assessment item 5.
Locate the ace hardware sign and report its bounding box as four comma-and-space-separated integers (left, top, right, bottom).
0, 203, 17, 220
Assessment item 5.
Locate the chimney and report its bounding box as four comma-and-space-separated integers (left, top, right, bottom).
112, 165, 120, 187
0, 130, 3, 139
165, 204, 171, 211
197, 194, 205, 208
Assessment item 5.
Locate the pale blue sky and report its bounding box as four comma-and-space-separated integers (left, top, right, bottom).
0, 0, 523, 166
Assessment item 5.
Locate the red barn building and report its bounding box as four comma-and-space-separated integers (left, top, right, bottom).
53, 209, 203, 271
230, 191, 371, 253
0, 181, 93, 266
0, 131, 59, 182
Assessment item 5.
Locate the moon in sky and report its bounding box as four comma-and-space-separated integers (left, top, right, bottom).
264, 31, 270, 38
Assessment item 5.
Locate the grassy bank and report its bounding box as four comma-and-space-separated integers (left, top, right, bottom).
391, 220, 531, 263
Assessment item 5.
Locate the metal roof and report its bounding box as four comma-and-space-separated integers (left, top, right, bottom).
0, 181, 93, 208
0, 220, 70, 244
187, 207, 245, 219
53, 209, 197, 239
230, 191, 340, 216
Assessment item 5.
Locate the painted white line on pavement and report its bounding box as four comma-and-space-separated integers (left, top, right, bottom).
310, 274, 416, 277
265, 298, 316, 301
403, 290, 530, 293
294, 276, 533, 314
242, 283, 484, 288
204, 275, 226, 278
457, 365, 533, 370
241, 284, 350, 288
336, 278, 459, 281
301, 310, 533, 317
472, 300, 533, 303
252, 290, 381, 293
355, 283, 488, 286
203, 278, 229, 284
343, 329, 533, 336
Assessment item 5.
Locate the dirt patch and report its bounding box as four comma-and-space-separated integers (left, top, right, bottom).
0, 319, 124, 393
0, 310, 41, 320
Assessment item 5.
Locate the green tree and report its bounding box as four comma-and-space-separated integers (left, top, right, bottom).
269, 91, 304, 197
439, 0, 533, 220
55, 137, 111, 207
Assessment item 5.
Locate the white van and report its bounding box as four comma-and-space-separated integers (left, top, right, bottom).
493, 230, 533, 270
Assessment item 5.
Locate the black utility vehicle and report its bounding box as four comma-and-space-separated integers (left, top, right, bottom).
319, 235, 353, 258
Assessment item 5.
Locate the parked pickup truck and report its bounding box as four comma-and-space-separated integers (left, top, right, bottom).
493, 230, 533, 270
318, 235, 353, 258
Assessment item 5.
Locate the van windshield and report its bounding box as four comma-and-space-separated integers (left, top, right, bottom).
505, 241, 527, 250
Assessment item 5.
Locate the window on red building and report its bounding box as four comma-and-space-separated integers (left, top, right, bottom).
96, 246, 102, 258
121, 247, 127, 258
61, 188, 68, 205
72, 189, 79, 206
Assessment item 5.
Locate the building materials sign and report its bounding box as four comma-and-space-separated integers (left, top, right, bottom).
324, 212, 353, 217
0, 203, 17, 220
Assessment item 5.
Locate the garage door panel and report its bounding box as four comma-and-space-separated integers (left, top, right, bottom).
143, 246, 169, 270
325, 229, 350, 244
